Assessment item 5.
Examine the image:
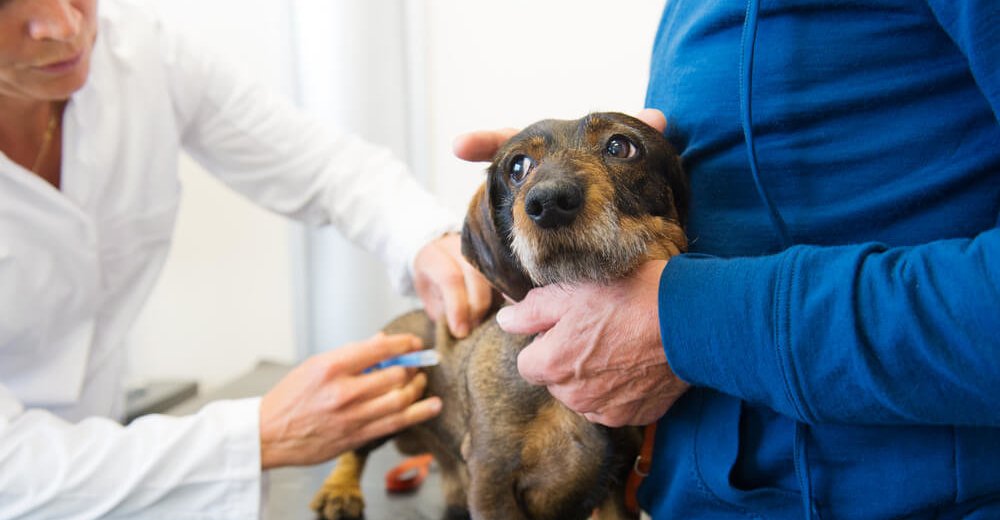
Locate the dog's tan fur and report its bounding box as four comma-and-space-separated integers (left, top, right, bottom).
312, 112, 687, 520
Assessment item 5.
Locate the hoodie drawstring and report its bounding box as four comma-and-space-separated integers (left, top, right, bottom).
794, 422, 820, 519
741, 1, 816, 519
740, 0, 792, 248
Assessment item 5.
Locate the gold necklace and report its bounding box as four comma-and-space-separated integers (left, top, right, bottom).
30, 106, 59, 174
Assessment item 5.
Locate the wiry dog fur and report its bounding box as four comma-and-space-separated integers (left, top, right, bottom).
312, 112, 687, 520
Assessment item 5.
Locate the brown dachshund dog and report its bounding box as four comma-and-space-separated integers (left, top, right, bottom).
311, 112, 687, 520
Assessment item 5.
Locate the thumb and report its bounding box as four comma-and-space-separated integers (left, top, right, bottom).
636, 108, 667, 133
495, 285, 565, 335
516, 336, 551, 385
452, 128, 520, 162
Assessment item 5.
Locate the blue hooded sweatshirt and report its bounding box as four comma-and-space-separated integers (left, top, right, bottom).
640, 0, 1000, 518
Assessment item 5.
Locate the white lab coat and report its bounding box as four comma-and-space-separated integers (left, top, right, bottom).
0, 0, 459, 517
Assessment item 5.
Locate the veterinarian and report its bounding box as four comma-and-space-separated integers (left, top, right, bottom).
0, 0, 492, 517
457, 0, 1000, 518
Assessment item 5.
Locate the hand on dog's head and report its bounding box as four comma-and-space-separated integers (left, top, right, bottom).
461, 112, 688, 301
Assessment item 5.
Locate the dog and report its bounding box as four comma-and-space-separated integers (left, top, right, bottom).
310, 112, 688, 520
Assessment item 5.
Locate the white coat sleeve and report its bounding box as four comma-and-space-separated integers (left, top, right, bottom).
0, 385, 262, 519
159, 17, 460, 294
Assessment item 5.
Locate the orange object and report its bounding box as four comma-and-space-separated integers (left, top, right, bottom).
385, 454, 434, 493
624, 423, 657, 514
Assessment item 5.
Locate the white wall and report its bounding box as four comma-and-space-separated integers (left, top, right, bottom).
419, 0, 666, 213
128, 0, 666, 391
292, 2, 423, 357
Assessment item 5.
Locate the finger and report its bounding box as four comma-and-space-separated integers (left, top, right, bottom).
421, 290, 445, 324
544, 378, 603, 417
583, 411, 622, 428
636, 108, 667, 133
356, 396, 443, 443
351, 371, 431, 424
333, 366, 413, 406
516, 338, 552, 386
494, 285, 566, 335
437, 234, 491, 318
452, 128, 520, 162
431, 236, 474, 338
460, 260, 493, 329
438, 266, 471, 338
321, 333, 424, 375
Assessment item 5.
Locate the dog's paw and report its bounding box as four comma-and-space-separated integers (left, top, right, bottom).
310, 486, 365, 520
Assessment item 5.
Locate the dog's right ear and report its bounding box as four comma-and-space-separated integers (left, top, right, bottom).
461, 183, 533, 302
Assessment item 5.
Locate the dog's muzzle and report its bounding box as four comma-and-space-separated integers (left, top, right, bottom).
524, 179, 584, 229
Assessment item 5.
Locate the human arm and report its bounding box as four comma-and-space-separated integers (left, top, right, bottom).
654, 0, 1000, 426
660, 232, 1000, 426
0, 334, 438, 518
499, 229, 1000, 428
0, 387, 262, 518
154, 15, 490, 335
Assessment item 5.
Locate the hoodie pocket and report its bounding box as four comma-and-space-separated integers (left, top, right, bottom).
693, 393, 803, 516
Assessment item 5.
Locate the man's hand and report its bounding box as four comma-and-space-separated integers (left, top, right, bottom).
497, 260, 689, 427
413, 233, 493, 338
259, 333, 442, 469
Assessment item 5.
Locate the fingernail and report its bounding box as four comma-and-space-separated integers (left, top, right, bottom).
496, 307, 511, 328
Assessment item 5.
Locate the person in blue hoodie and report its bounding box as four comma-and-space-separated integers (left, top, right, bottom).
456, 0, 1000, 517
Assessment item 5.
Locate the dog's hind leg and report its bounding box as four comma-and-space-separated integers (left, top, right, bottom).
465, 457, 531, 520
438, 450, 471, 520
310, 450, 369, 520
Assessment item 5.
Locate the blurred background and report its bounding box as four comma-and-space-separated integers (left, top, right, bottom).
128, 0, 665, 392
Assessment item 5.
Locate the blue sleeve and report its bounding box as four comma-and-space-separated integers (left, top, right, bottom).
659, 226, 1000, 426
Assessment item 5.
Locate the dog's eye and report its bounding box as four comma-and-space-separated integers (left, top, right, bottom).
605, 135, 638, 159
509, 155, 535, 184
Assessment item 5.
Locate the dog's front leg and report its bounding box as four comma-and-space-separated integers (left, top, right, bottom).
310, 450, 368, 520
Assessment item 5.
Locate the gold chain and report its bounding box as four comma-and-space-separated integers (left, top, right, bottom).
30, 106, 59, 174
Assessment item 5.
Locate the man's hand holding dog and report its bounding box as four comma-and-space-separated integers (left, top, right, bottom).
497, 260, 689, 427
453, 108, 691, 427
414, 234, 493, 338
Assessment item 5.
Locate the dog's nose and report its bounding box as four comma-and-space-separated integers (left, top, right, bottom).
524, 180, 584, 229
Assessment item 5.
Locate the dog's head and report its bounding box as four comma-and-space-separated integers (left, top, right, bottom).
461, 112, 687, 301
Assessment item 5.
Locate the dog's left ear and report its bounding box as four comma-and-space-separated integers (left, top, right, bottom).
461, 183, 533, 302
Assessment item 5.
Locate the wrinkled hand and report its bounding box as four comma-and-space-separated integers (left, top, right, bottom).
259, 333, 442, 469
497, 260, 690, 427
413, 233, 493, 338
